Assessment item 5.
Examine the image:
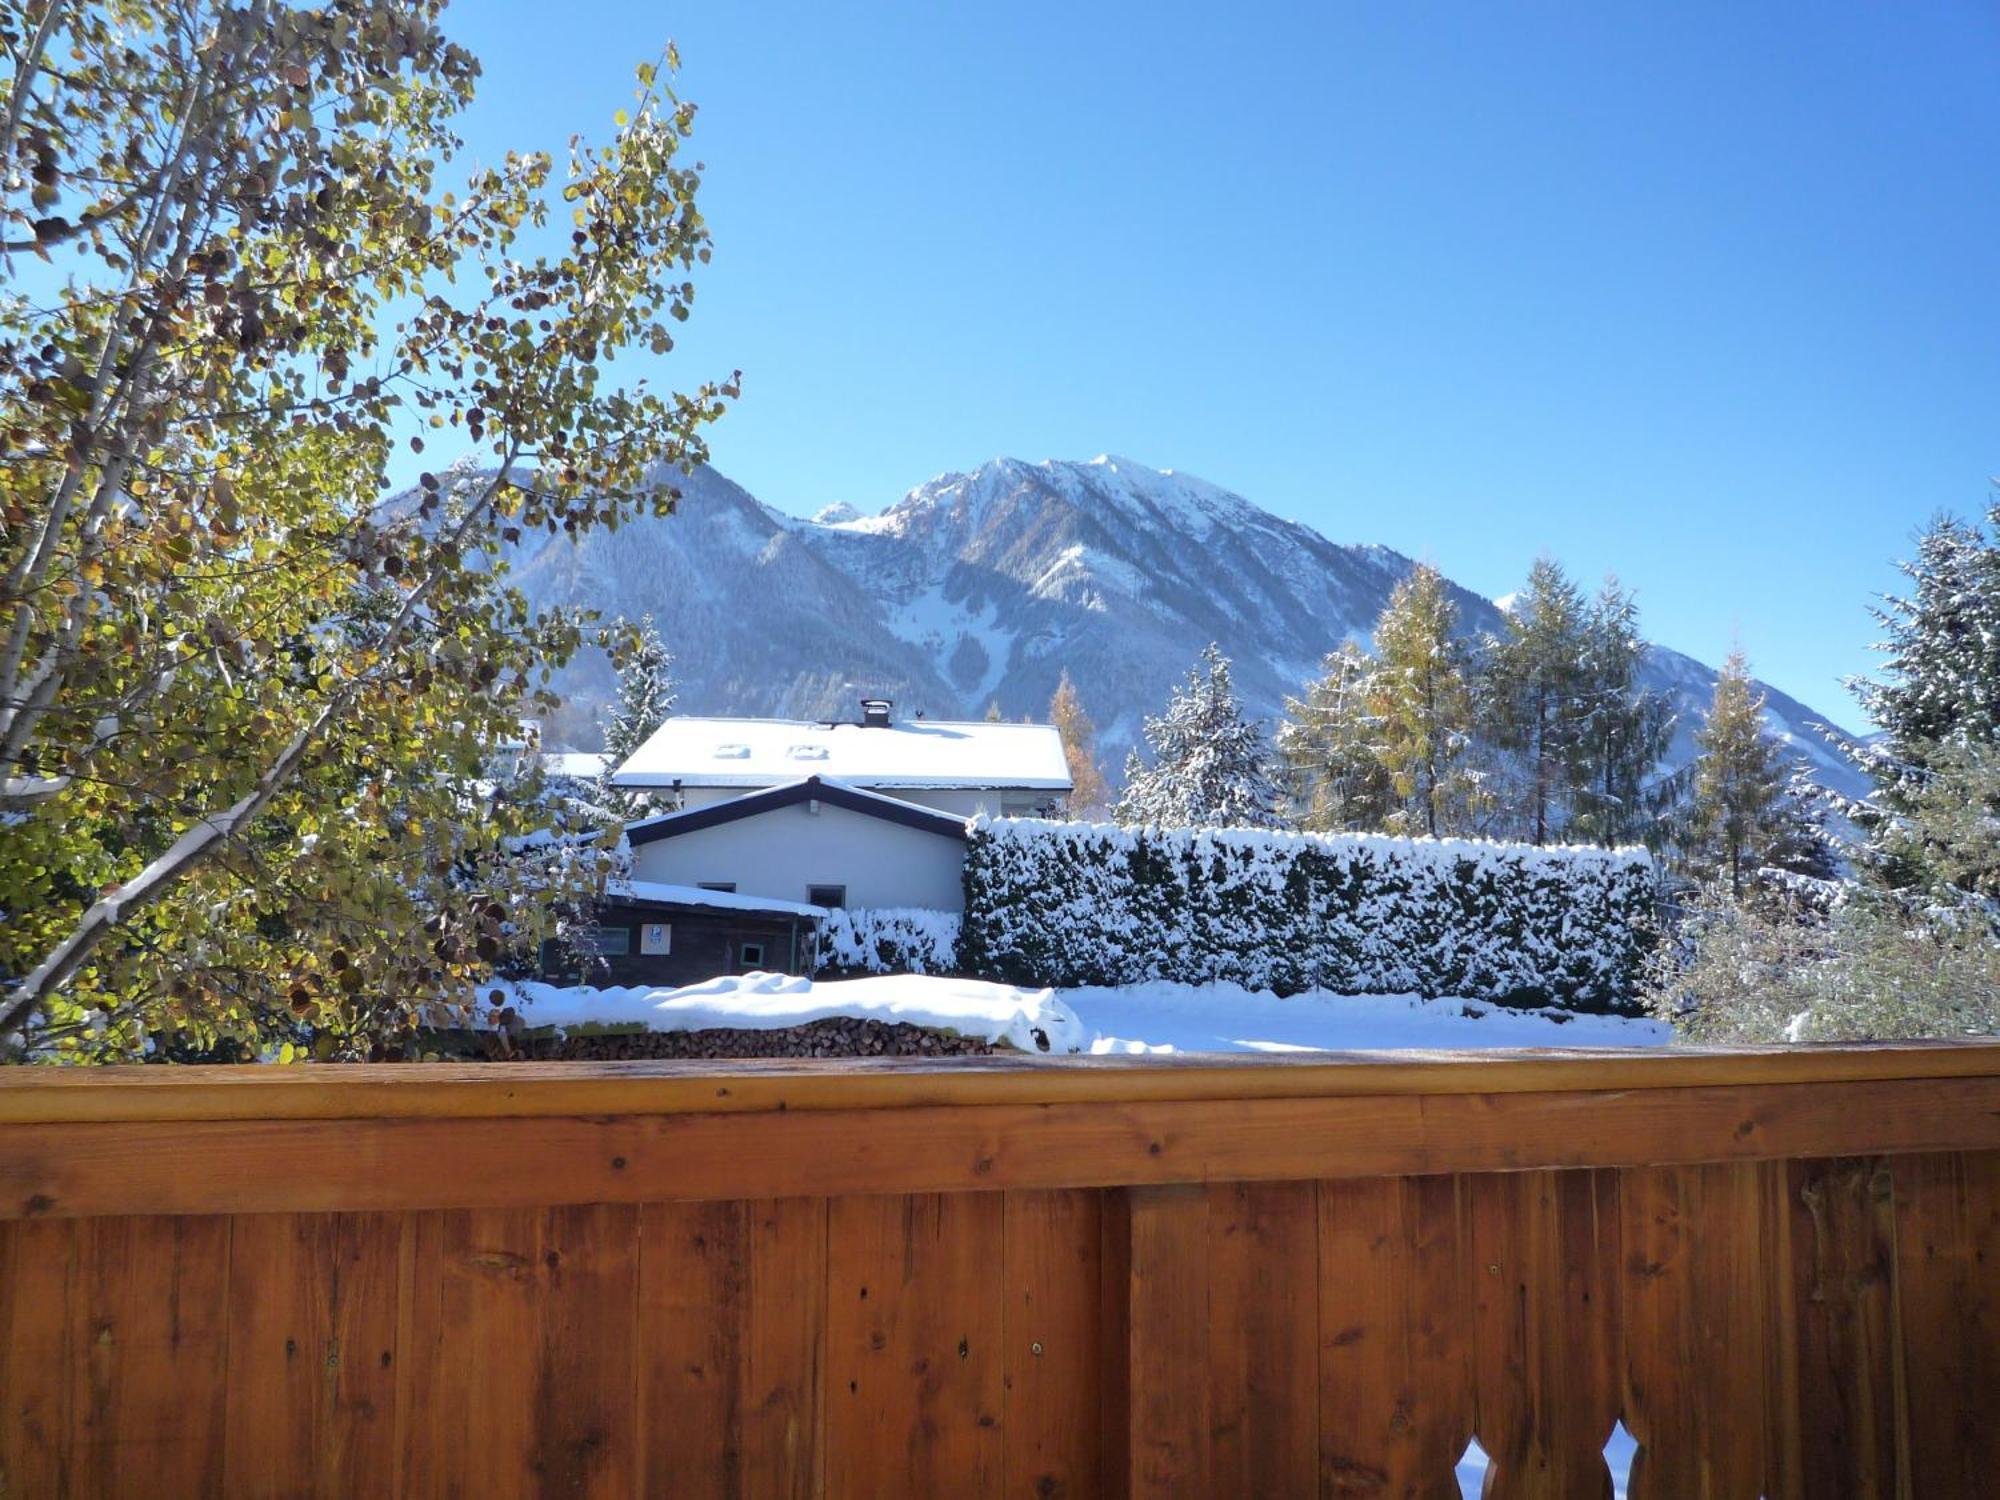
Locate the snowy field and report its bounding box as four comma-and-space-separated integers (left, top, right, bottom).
501, 972, 1671, 1055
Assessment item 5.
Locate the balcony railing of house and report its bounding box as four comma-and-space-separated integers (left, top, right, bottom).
1, 1041, 1996, 1496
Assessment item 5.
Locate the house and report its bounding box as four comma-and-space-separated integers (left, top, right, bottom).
608, 698, 1072, 817
554, 700, 1072, 984
543, 878, 826, 989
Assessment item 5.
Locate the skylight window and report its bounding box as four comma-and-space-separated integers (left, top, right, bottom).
713, 743, 750, 758
788, 744, 830, 760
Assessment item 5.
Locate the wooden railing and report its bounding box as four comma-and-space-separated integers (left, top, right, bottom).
2, 1043, 1997, 1497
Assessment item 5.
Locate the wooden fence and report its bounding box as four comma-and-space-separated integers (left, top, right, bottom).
1, 1043, 1997, 1497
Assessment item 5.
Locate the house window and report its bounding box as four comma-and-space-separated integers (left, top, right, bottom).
739, 941, 766, 968
574, 926, 630, 957
806, 884, 846, 909
697, 881, 737, 894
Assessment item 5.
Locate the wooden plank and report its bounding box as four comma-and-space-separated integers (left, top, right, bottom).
1618, 1163, 1769, 1499
1098, 1188, 1132, 1498
1782, 1157, 1905, 1498
0, 1216, 79, 1497
8, 1041, 1999, 1124
389, 1209, 447, 1499
1205, 1180, 1318, 1496
1125, 1184, 1210, 1496
637, 1197, 826, 1499
1318, 1174, 1471, 1498
1001, 1189, 1103, 1499
825, 1193, 1004, 1498
531, 1203, 641, 1496
6, 1216, 234, 1498
1468, 1169, 1622, 1499
1892, 1151, 2000, 1495
221, 1213, 403, 1498
11, 1075, 2000, 1218
417, 1206, 640, 1499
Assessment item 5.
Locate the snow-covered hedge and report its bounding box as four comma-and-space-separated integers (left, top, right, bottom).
958, 817, 1656, 1012
814, 907, 962, 976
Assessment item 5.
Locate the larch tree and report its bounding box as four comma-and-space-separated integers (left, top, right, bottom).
1366, 565, 1482, 838
1486, 556, 1591, 844
1686, 650, 1795, 898
1113, 644, 1282, 829
0, 3, 734, 1056
1048, 670, 1110, 818
1276, 641, 1393, 832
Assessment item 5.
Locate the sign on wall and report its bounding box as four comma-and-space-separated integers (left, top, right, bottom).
640, 922, 673, 956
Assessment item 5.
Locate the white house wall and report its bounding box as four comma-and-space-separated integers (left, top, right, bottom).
629, 801, 969, 912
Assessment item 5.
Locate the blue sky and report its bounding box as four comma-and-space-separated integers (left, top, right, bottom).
447, 3, 1998, 725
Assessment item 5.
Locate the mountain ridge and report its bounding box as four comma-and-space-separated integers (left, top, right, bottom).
498, 454, 1868, 800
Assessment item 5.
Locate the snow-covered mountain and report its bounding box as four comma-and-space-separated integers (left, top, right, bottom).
502, 454, 1868, 798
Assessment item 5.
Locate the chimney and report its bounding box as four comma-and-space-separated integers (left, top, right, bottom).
860, 697, 893, 728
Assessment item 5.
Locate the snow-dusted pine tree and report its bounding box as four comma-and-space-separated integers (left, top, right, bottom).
1276, 642, 1394, 832
1486, 556, 1591, 844
1853, 500, 2000, 759
1569, 577, 1679, 848
1114, 645, 1283, 828
594, 615, 676, 820
1848, 501, 2000, 903
1367, 565, 1483, 838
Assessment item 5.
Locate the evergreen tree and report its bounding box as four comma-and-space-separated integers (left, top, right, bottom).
1853, 502, 2000, 759
595, 616, 676, 820
1687, 650, 1796, 897
1761, 765, 1844, 886
1049, 672, 1112, 818
1367, 566, 1483, 838
1114, 645, 1282, 828
1569, 578, 1679, 847
1486, 557, 1591, 843
1848, 503, 2000, 904
1276, 643, 1395, 831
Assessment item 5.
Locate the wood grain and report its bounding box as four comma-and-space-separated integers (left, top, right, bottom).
1125, 1184, 1211, 1497
6, 1056, 2000, 1495
1618, 1163, 1769, 1499
1318, 1174, 1471, 1498
824, 1193, 1004, 1498
9, 1075, 2000, 1219
1468, 1169, 1622, 1499
1001, 1188, 1104, 1499
1891, 1151, 2000, 1496
1783, 1157, 1906, 1498
1206, 1179, 1319, 1497
7, 1040, 1998, 1123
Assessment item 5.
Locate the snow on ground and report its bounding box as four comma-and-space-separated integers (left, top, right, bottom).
501, 973, 1670, 1055
1067, 981, 1670, 1054
499, 972, 1084, 1055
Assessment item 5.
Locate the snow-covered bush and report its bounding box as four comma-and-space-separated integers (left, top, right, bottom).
959, 817, 1656, 1012
815, 908, 962, 976
1644, 883, 2000, 1042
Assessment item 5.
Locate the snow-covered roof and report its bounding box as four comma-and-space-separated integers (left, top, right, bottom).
604, 878, 828, 919
543, 751, 610, 780
611, 715, 1072, 791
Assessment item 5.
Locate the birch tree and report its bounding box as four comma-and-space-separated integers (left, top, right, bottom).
0, 3, 733, 1054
